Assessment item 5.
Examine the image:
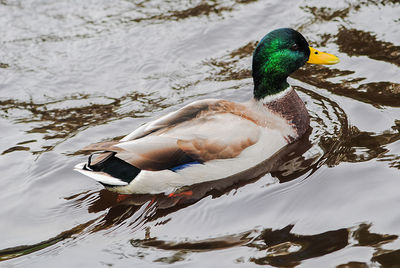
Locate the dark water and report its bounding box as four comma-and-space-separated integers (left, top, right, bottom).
1, 0, 400, 267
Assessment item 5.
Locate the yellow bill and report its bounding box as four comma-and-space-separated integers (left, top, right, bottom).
307, 46, 339, 65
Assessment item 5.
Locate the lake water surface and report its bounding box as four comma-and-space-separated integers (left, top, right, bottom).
1, 0, 400, 267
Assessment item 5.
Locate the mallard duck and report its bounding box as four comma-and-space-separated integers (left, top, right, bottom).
75, 28, 339, 195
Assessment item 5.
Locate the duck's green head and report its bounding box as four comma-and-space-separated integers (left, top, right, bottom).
252, 28, 339, 99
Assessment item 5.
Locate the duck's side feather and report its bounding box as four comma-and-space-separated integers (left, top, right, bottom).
112, 127, 289, 194
85, 99, 264, 171
76, 97, 298, 193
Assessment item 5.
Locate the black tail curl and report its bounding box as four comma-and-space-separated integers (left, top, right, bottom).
86, 152, 141, 185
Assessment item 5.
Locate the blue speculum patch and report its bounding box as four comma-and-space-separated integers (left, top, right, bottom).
169, 161, 201, 172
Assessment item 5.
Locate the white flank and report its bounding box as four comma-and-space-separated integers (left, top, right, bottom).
115, 127, 289, 194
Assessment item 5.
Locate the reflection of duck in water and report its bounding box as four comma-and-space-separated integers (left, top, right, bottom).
75, 28, 339, 195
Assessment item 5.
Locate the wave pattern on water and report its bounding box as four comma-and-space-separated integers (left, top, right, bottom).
1, 0, 400, 266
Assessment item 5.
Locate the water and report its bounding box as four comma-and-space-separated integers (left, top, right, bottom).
0, 0, 399, 267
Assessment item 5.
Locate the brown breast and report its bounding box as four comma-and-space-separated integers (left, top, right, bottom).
263, 89, 310, 141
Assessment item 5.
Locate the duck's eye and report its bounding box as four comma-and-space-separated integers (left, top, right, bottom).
290, 43, 299, 51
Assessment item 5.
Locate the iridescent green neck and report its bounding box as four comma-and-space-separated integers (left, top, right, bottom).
252, 67, 290, 99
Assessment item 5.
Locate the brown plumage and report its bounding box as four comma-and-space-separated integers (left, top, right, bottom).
81, 99, 268, 171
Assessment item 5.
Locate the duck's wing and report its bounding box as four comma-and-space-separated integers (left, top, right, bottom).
80, 99, 223, 152
83, 99, 262, 171
120, 99, 224, 141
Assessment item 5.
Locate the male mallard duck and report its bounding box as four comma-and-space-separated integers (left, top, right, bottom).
75, 28, 339, 195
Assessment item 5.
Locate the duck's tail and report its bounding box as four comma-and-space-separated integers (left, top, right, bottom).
74, 152, 141, 187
